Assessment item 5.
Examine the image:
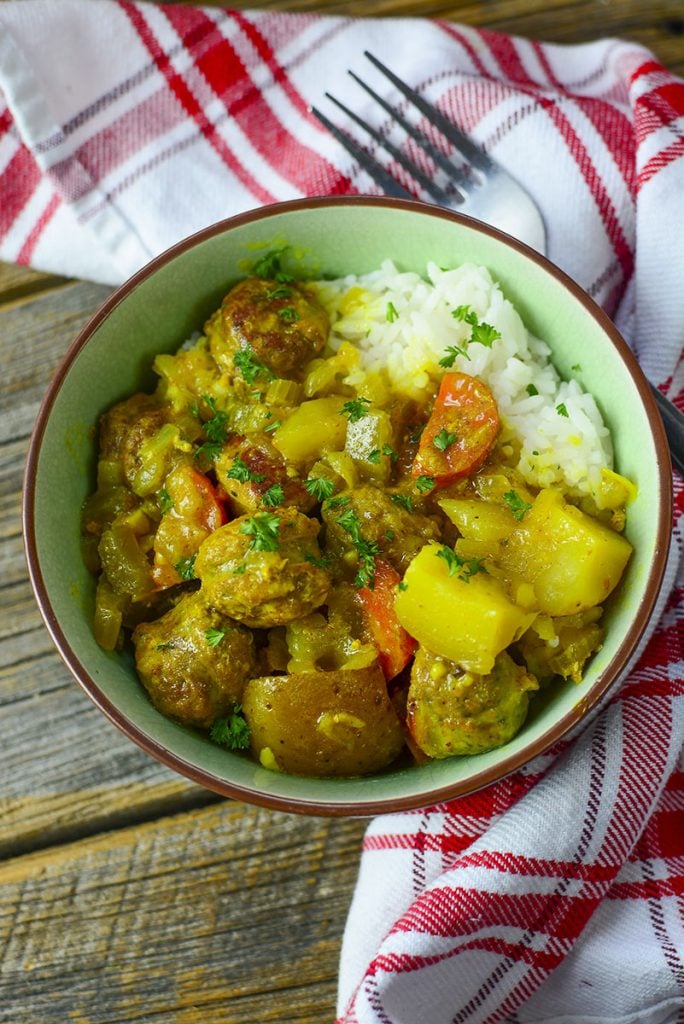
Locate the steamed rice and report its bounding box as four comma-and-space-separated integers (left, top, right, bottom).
314, 260, 613, 501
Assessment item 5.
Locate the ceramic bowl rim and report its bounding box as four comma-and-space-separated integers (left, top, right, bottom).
23, 196, 673, 815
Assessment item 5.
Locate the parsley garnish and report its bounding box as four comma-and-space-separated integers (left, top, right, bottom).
263, 419, 281, 433
397, 581, 408, 592
503, 489, 532, 521
262, 483, 285, 507
277, 306, 300, 323
526, 383, 539, 396
382, 443, 397, 460
386, 301, 399, 323
266, 285, 292, 300
203, 397, 229, 442
194, 439, 223, 462
304, 552, 332, 569
335, 508, 380, 589
234, 346, 275, 385
415, 475, 435, 494
240, 512, 281, 552
367, 449, 381, 464
433, 428, 457, 452
226, 457, 266, 484
556, 403, 569, 417
450, 304, 501, 348
325, 495, 350, 510
155, 641, 173, 651
233, 564, 247, 575
391, 493, 414, 512
439, 344, 470, 367
175, 553, 197, 580
253, 246, 294, 282
205, 628, 226, 647
210, 707, 251, 750
305, 476, 335, 502
159, 488, 174, 515
341, 396, 372, 423
571, 363, 582, 372
435, 545, 485, 582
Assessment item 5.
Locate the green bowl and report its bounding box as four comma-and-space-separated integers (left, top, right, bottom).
24, 197, 672, 814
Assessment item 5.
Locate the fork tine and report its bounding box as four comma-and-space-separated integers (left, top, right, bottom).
347, 70, 470, 189
324, 90, 456, 206
363, 51, 493, 174
310, 105, 414, 200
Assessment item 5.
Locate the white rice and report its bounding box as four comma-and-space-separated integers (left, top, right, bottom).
315, 260, 613, 500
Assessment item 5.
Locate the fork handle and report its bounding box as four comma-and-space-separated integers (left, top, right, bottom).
650, 383, 684, 477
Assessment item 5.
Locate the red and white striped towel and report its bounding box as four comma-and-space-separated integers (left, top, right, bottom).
1, 3, 682, 1021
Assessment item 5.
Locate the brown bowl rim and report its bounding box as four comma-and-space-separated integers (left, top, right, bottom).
23, 195, 673, 816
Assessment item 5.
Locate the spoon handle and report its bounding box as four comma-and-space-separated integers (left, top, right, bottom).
650, 383, 684, 477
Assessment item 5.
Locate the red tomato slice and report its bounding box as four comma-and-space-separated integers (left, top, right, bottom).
359, 560, 417, 681
412, 372, 500, 486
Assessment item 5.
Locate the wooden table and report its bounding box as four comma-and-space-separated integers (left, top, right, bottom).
1, 2, 681, 1021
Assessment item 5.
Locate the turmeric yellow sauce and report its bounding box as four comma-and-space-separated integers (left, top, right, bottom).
82, 253, 634, 777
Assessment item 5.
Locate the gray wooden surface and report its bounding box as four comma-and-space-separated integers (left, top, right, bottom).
1, 1, 681, 1021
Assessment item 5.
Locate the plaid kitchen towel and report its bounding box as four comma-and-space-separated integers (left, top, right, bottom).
0, 2, 682, 1022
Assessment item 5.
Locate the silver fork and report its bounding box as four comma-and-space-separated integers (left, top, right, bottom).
311, 50, 546, 254
311, 53, 684, 475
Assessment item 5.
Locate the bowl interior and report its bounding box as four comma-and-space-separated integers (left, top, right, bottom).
26, 199, 670, 813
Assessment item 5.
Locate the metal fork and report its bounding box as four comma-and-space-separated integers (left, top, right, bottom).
312, 53, 684, 475
311, 50, 546, 254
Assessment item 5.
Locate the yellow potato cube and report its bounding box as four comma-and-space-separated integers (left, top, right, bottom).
497, 488, 633, 616
439, 498, 518, 545
394, 544, 536, 674
272, 396, 347, 464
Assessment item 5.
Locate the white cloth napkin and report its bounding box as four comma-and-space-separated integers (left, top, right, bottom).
1, 3, 682, 1022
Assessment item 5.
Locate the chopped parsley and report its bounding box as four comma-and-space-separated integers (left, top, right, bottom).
159, 488, 174, 515
266, 285, 292, 300
435, 545, 486, 582
367, 449, 381, 464
526, 383, 539, 397
253, 246, 294, 282
193, 439, 222, 462
210, 707, 251, 750
262, 483, 285, 507
415, 475, 435, 494
439, 344, 470, 368
203, 397, 230, 442
232, 564, 247, 576
240, 512, 281, 552
386, 301, 399, 323
571, 363, 582, 372
175, 553, 197, 580
382, 443, 397, 460
433, 428, 458, 452
391, 493, 414, 512
304, 552, 332, 569
340, 396, 372, 423
325, 495, 350, 510
305, 476, 335, 502
155, 641, 173, 651
335, 508, 380, 589
226, 457, 266, 484
397, 581, 408, 592
451, 304, 501, 348
205, 628, 226, 647
277, 306, 300, 323
556, 402, 569, 417
503, 489, 533, 521
263, 418, 281, 433
234, 346, 275, 385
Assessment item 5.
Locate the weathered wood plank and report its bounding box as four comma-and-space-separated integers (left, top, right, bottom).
0, 801, 366, 1024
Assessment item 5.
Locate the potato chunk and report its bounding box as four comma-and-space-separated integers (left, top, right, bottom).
395, 544, 535, 674
242, 667, 405, 777
407, 648, 538, 758
497, 489, 633, 616
272, 396, 347, 465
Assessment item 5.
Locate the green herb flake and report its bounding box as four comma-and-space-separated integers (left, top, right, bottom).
155, 641, 173, 651
391, 493, 414, 513
277, 306, 300, 323
335, 508, 380, 589
340, 396, 372, 423
386, 301, 399, 323
556, 402, 569, 418
266, 285, 292, 300
159, 488, 174, 515
526, 383, 539, 397
304, 552, 332, 569
415, 475, 435, 494
240, 512, 281, 552
571, 363, 582, 372
398, 581, 408, 592
193, 439, 223, 462
262, 483, 285, 507
253, 246, 292, 281
435, 545, 486, 582
234, 346, 275, 385
471, 321, 501, 348
205, 628, 226, 647
439, 344, 470, 368
175, 553, 197, 580
210, 707, 251, 751
532, 450, 540, 456
367, 449, 381, 465
384, 529, 395, 541
232, 564, 247, 576
382, 443, 398, 460
325, 495, 350, 510
503, 489, 533, 522
226, 457, 266, 484
433, 428, 458, 452
263, 419, 281, 434
451, 305, 478, 325
305, 476, 335, 502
